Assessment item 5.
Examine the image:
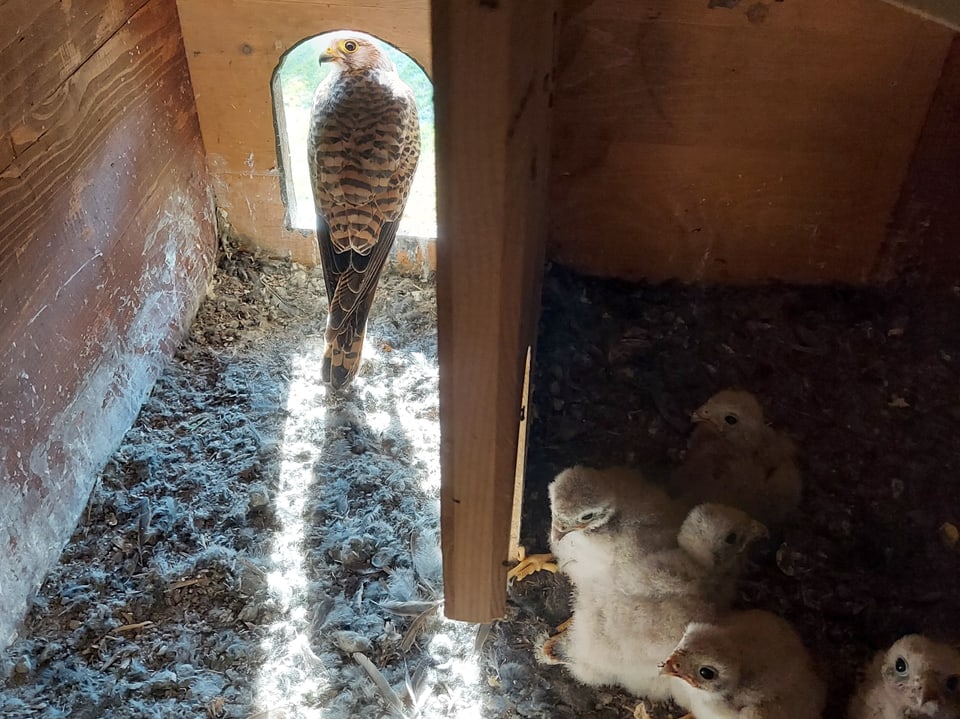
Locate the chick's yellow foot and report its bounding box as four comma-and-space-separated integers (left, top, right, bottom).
536, 614, 573, 666
634, 704, 694, 719
506, 546, 558, 582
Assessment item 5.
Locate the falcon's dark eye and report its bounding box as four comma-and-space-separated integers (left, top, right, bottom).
698, 666, 718, 681
894, 657, 908, 675
946, 675, 959, 692
724, 414, 738, 426
342, 40, 359, 53
724, 532, 738, 545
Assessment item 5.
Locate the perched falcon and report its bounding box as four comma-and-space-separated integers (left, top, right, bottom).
307, 32, 420, 388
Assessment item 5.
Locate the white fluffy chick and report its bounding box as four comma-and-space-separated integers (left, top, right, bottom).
848, 634, 960, 719
670, 389, 802, 527
556, 584, 719, 703
661, 609, 826, 719
553, 504, 764, 704
548, 465, 687, 591
637, 503, 768, 604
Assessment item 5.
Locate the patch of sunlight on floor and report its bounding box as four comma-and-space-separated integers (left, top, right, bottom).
255, 343, 327, 719
395, 352, 441, 494
253, 310, 486, 717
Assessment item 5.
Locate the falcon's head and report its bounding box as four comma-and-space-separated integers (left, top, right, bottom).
318, 33, 395, 72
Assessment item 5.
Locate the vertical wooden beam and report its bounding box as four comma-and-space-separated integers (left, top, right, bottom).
434, 0, 557, 622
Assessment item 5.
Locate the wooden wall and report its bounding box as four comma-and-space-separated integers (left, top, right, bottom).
176, 0, 431, 265
549, 0, 957, 283
0, 0, 216, 649
881, 0, 960, 31
884, 36, 960, 283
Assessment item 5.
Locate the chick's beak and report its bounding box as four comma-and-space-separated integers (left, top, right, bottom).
919, 680, 941, 707
551, 522, 583, 540
692, 407, 725, 433
659, 656, 683, 679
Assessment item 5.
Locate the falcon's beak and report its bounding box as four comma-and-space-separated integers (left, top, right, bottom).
319, 48, 338, 63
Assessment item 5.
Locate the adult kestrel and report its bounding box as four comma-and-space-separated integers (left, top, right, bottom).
307, 32, 420, 388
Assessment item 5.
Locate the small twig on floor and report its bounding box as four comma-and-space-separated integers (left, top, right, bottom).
258, 275, 303, 313
168, 577, 203, 591
112, 621, 153, 634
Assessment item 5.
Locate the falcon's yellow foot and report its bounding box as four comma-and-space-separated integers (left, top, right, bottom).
507, 546, 558, 582
555, 616, 573, 633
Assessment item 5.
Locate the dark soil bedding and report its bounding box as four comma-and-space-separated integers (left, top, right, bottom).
515, 267, 960, 717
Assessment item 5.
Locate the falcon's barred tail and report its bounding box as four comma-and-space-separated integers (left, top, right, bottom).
318, 217, 398, 389
322, 319, 366, 389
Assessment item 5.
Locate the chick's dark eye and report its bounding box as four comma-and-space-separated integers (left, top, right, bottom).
724, 532, 738, 544
894, 657, 908, 674
724, 414, 738, 426
946, 675, 959, 692
343, 40, 358, 52
699, 666, 718, 681
579, 512, 596, 523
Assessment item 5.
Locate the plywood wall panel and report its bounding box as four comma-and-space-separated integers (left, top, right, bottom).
176, 0, 430, 262
880, 0, 960, 31
882, 36, 960, 283
0, 0, 216, 650
0, 0, 150, 148
549, 0, 955, 283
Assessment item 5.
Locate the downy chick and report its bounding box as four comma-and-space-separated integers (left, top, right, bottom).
548, 465, 687, 591
848, 634, 960, 719
555, 585, 719, 703
670, 389, 802, 527
638, 503, 768, 604
554, 505, 765, 703
661, 609, 826, 719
